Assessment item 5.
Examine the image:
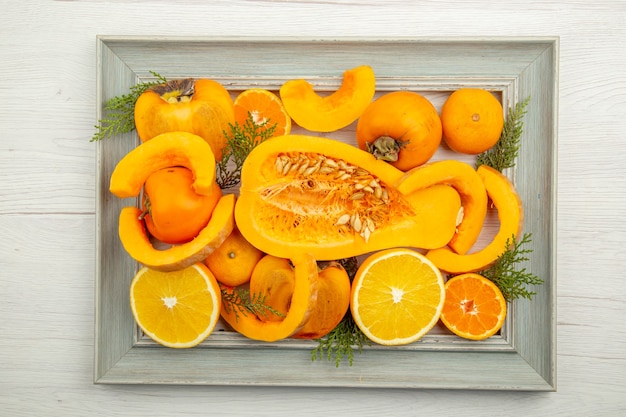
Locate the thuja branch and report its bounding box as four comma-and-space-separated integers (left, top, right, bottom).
216, 112, 276, 189
91, 71, 167, 142
476, 96, 530, 172
479, 232, 544, 302
220, 286, 283, 322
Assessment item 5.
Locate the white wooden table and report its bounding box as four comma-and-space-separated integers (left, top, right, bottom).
1, 1, 625, 415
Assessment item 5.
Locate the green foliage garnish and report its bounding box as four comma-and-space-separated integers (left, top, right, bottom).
220, 286, 284, 322
216, 112, 277, 189
311, 256, 369, 367
479, 232, 543, 302
476, 96, 530, 172
91, 71, 167, 142
311, 313, 370, 367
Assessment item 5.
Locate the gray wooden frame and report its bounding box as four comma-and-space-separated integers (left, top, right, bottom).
94, 36, 557, 390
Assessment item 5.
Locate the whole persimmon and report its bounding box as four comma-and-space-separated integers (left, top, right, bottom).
356, 91, 442, 171
142, 166, 222, 244
134, 78, 235, 160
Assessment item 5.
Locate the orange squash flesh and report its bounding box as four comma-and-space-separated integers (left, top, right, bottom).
220, 253, 319, 342
235, 135, 461, 260
109, 131, 217, 199
426, 165, 524, 274
279, 65, 376, 132
394, 160, 488, 255
118, 194, 235, 272
293, 262, 351, 339
248, 255, 296, 322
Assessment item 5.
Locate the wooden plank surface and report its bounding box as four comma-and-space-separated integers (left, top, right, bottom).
1, 0, 625, 415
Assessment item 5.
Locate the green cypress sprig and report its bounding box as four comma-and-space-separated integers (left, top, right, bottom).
476, 96, 530, 172
311, 313, 370, 367
478, 232, 544, 302
216, 112, 276, 189
91, 71, 167, 142
220, 287, 284, 322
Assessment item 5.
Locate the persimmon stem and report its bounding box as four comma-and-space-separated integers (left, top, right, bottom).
366, 136, 405, 162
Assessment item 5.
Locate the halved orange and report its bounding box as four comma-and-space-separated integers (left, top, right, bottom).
233, 88, 291, 137
350, 248, 445, 346
440, 273, 507, 340
129, 263, 222, 348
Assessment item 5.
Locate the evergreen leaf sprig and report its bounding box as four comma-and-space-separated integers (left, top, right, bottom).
91, 71, 167, 142
220, 286, 284, 322
311, 256, 369, 367
476, 96, 530, 172
216, 112, 277, 189
478, 232, 544, 302
311, 313, 370, 367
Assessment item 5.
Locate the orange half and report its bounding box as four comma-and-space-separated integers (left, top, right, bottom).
130, 263, 222, 348
440, 273, 507, 340
350, 248, 445, 346
234, 88, 291, 137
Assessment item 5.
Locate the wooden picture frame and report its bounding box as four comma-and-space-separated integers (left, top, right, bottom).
94, 36, 557, 390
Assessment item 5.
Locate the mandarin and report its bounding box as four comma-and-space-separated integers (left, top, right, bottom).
441, 88, 504, 154
440, 273, 507, 340
204, 227, 264, 287
233, 88, 291, 138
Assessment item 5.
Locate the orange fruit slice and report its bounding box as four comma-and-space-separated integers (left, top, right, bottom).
440, 273, 507, 340
440, 88, 504, 154
233, 88, 291, 137
350, 248, 445, 346
204, 227, 264, 287
129, 263, 222, 348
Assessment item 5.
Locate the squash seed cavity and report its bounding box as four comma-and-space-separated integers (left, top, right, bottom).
264, 152, 414, 242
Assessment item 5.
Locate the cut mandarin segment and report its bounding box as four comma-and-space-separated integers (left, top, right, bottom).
350, 248, 445, 346
233, 88, 291, 137
129, 263, 222, 348
440, 273, 507, 340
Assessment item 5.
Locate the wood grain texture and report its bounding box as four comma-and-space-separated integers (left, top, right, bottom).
1, 0, 625, 416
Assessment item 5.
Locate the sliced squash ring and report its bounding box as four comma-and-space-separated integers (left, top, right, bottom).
118, 194, 235, 272
425, 165, 524, 273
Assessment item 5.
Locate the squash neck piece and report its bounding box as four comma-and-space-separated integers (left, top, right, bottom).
151, 78, 195, 103
366, 136, 406, 162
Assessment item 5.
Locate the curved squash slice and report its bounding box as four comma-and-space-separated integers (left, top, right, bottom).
118, 194, 235, 272
109, 131, 216, 199
394, 160, 488, 255
235, 135, 460, 260
220, 253, 319, 342
426, 165, 524, 274
279, 65, 375, 132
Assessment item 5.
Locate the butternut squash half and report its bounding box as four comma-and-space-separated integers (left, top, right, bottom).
118, 194, 235, 272
220, 253, 319, 342
394, 160, 488, 255
235, 135, 461, 260
279, 65, 376, 132
426, 165, 524, 274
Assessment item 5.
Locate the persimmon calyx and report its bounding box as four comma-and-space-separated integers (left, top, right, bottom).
151, 78, 195, 103
366, 136, 407, 162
